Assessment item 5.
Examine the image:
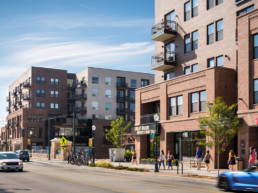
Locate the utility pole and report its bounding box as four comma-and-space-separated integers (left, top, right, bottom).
73, 111, 76, 156
48, 117, 50, 160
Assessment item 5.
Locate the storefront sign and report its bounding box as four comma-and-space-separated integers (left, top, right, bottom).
133, 124, 156, 135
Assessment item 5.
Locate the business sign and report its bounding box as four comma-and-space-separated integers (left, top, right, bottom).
133, 124, 156, 135
60, 137, 68, 146
89, 138, 92, 147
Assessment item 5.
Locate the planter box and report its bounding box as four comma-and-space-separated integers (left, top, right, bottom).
109, 148, 125, 162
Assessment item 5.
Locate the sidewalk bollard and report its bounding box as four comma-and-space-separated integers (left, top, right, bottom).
177, 161, 179, 175
180, 161, 183, 175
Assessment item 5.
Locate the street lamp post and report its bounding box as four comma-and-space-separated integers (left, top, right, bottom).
153, 114, 159, 172
92, 125, 96, 164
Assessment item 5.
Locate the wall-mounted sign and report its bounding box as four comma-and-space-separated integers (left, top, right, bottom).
133, 124, 156, 135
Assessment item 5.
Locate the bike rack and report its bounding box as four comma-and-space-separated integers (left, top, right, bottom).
177, 161, 183, 175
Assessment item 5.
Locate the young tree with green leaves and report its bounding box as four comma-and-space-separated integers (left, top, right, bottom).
198, 97, 241, 175
105, 116, 131, 165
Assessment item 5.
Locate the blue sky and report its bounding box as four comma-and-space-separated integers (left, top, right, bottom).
0, 0, 155, 127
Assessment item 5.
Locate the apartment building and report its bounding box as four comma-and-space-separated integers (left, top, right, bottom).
134, 0, 258, 169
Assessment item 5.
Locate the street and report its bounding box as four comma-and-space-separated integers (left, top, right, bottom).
0, 160, 235, 193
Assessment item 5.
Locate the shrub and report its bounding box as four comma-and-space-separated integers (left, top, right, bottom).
124, 150, 133, 161
89, 163, 96, 167
96, 161, 114, 168
114, 166, 128, 170
127, 167, 144, 172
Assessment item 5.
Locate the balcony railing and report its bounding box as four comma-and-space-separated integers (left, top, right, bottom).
12, 92, 17, 97
116, 108, 126, 114
21, 82, 31, 89
116, 83, 127, 88
116, 96, 127, 101
17, 90, 22, 95
75, 94, 87, 101
75, 107, 87, 114
151, 51, 176, 71
140, 113, 159, 125
22, 95, 31, 101
6, 96, 10, 102
151, 20, 177, 42
77, 81, 87, 89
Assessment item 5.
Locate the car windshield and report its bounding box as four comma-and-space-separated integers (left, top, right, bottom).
20, 151, 28, 155
0, 153, 19, 160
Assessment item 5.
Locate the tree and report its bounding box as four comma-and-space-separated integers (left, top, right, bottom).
198, 97, 242, 175
105, 116, 131, 165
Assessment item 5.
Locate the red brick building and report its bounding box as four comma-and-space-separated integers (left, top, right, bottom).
134, 0, 258, 169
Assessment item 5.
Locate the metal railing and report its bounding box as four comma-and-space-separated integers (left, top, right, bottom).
151, 20, 177, 36
75, 94, 87, 100
151, 51, 175, 69
140, 113, 159, 125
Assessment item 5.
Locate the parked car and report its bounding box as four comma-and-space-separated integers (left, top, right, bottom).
218, 164, 258, 192
0, 152, 23, 172
15, 150, 29, 162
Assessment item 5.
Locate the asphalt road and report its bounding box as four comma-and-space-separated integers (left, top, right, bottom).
0, 161, 234, 193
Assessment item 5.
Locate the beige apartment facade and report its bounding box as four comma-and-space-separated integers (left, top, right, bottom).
135, 0, 258, 169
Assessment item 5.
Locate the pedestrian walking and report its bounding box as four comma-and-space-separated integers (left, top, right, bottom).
203, 150, 213, 172
132, 150, 137, 165
228, 150, 236, 171
249, 147, 256, 167
196, 147, 202, 170
159, 150, 165, 170
67, 150, 71, 164
166, 150, 175, 170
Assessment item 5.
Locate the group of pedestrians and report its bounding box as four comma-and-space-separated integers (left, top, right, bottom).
158, 150, 175, 170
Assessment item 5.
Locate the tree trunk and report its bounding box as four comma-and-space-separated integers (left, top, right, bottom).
217, 144, 220, 176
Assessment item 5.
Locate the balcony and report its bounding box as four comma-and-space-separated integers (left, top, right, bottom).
116, 83, 127, 89
151, 51, 176, 71
75, 94, 87, 101
12, 92, 17, 98
140, 113, 159, 125
117, 96, 127, 102
21, 83, 31, 89
151, 20, 177, 42
17, 90, 22, 95
116, 108, 126, 114
67, 96, 75, 103
77, 81, 87, 89
6, 96, 10, 102
75, 107, 87, 114
22, 95, 31, 101
17, 101, 22, 106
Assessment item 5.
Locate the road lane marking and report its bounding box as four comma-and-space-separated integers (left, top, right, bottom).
27, 170, 138, 193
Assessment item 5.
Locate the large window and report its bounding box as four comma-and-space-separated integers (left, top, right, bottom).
184, 1, 191, 21
254, 34, 258, 59
170, 97, 176, 116
185, 34, 191, 53
192, 0, 198, 17
105, 77, 112, 85
208, 57, 215, 67
130, 104, 135, 112
207, 23, 214, 44
254, 79, 258, 104
36, 89, 41, 97
105, 90, 112, 98
92, 76, 99, 84
216, 19, 223, 41
177, 96, 183, 115
36, 77, 41, 84
92, 88, 99, 97
200, 91, 206, 112
237, 5, 254, 16
36, 77, 45, 84
165, 11, 175, 30
184, 66, 191, 75
130, 91, 135, 100
50, 78, 54, 85
207, 0, 214, 9
192, 63, 198, 73
191, 92, 198, 113
192, 30, 198, 50
92, 101, 99, 110
131, 79, 137, 88
141, 79, 149, 87
216, 55, 224, 66
105, 102, 112, 111
165, 72, 175, 80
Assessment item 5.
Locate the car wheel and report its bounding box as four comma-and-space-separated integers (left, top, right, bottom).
219, 175, 231, 191
18, 168, 23, 172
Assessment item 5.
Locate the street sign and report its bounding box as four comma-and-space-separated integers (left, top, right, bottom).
61, 146, 66, 150
28, 139, 31, 145
60, 137, 68, 146
89, 138, 92, 147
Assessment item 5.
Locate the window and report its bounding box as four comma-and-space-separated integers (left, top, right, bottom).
105, 115, 112, 120
216, 19, 223, 41
254, 79, 258, 103
27, 114, 32, 122
185, 34, 191, 53
105, 90, 112, 98
41, 90, 45, 97
130, 91, 135, 100
130, 104, 135, 112
131, 79, 137, 88
55, 91, 58, 98
39, 128, 42, 138
254, 34, 258, 59
92, 102, 99, 110
216, 55, 224, 66
207, 0, 214, 9
184, 66, 191, 75
192, 0, 198, 17
105, 77, 112, 85
117, 90, 124, 98
208, 57, 215, 67
216, 0, 223, 5
184, 1, 191, 21
50, 78, 54, 85
41, 103, 45, 109
55, 103, 59, 109
170, 97, 176, 116
200, 91, 206, 112
41, 77, 45, 84
192, 30, 198, 50
92, 76, 99, 84
165, 72, 175, 80
50, 103, 54, 109
207, 23, 214, 44
33, 115, 37, 122
117, 103, 125, 110
38, 115, 43, 122
55, 78, 59, 86
237, 5, 254, 16
36, 77, 41, 84
165, 11, 175, 30
177, 96, 183, 115
141, 79, 149, 87
92, 88, 99, 97
36, 89, 41, 97
191, 92, 198, 113
117, 77, 125, 87
105, 102, 112, 111
192, 64, 198, 73
50, 91, 54, 98
92, 114, 99, 120
36, 102, 40, 108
